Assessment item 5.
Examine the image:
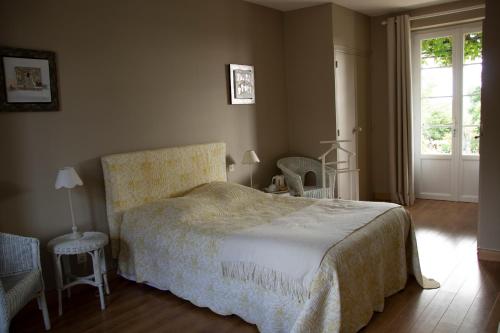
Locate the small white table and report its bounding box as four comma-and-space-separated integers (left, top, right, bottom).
47, 231, 110, 316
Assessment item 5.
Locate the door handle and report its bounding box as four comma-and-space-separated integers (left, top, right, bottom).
352, 127, 363, 134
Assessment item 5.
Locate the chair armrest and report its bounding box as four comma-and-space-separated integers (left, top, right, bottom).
0, 233, 40, 277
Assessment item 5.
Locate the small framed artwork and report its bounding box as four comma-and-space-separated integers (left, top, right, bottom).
229, 64, 255, 104
0, 47, 59, 111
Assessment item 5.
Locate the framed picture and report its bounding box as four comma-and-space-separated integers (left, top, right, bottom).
0, 47, 59, 111
229, 64, 255, 104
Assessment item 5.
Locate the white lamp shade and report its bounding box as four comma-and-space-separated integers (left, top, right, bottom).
55, 167, 83, 189
242, 150, 260, 164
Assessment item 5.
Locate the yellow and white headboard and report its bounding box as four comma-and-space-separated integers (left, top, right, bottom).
101, 142, 227, 257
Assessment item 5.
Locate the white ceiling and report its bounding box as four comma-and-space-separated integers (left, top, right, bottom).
245, 0, 462, 16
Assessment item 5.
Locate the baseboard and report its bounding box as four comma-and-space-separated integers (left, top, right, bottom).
478, 248, 500, 262
374, 192, 391, 201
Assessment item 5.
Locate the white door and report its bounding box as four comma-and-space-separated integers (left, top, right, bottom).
413, 24, 482, 202
334, 49, 359, 200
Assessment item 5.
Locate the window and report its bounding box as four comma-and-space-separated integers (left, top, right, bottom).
417, 30, 482, 156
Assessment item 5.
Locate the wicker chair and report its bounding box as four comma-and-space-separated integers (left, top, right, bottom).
277, 157, 334, 199
0, 233, 51, 332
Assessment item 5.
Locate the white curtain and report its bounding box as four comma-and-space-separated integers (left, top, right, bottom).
386, 15, 415, 206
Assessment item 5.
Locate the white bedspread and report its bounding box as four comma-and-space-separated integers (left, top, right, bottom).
220, 200, 399, 301
117, 182, 438, 333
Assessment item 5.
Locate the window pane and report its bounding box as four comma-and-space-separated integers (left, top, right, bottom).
462, 95, 481, 126
421, 67, 453, 97
422, 126, 452, 154
462, 126, 480, 155
421, 36, 453, 68
463, 32, 482, 156
464, 32, 482, 64
463, 63, 482, 95
421, 97, 453, 126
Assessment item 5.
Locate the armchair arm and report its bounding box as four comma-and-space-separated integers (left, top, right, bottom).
279, 165, 304, 196
0, 233, 40, 277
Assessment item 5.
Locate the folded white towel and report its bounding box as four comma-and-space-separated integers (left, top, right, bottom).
220, 199, 400, 301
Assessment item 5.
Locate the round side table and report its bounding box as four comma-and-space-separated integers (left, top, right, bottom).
47, 231, 110, 316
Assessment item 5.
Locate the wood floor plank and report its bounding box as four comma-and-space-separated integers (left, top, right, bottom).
433, 288, 480, 333
458, 289, 498, 333
407, 289, 456, 333
362, 282, 440, 333
434, 260, 482, 332
485, 293, 500, 333
361, 281, 421, 332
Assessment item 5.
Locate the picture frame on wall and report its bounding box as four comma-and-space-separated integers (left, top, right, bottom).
0, 47, 59, 112
229, 64, 255, 105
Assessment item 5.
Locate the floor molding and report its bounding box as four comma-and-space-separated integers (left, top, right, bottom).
478, 248, 500, 262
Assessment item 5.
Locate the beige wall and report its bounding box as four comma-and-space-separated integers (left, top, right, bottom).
332, 4, 371, 53
284, 4, 336, 159
370, 0, 485, 198
0, 0, 288, 263
370, 15, 391, 198
478, 0, 500, 252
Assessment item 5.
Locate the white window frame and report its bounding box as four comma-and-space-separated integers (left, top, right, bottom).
412, 22, 482, 202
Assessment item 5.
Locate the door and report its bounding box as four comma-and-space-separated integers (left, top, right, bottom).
413, 24, 482, 202
334, 49, 359, 200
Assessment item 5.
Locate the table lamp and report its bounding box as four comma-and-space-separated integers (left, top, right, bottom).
55, 167, 83, 239
242, 150, 260, 188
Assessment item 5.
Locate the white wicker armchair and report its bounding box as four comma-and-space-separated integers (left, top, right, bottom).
277, 157, 334, 198
0, 233, 50, 332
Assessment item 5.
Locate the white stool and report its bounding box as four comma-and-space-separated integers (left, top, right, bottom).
47, 231, 110, 316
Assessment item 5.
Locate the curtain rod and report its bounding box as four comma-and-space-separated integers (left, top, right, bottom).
411, 16, 484, 31
381, 4, 485, 26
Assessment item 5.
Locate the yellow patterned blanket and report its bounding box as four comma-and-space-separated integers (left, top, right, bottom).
118, 182, 438, 333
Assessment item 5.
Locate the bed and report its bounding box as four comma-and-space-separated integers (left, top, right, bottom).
101, 142, 438, 333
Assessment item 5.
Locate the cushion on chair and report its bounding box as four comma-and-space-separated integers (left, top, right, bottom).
0, 270, 42, 319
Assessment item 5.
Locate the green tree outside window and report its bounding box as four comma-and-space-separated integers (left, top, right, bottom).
421, 33, 482, 66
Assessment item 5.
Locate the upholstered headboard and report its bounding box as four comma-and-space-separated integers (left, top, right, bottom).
101, 142, 227, 257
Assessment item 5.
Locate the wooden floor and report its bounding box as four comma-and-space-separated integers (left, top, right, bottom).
11, 200, 500, 333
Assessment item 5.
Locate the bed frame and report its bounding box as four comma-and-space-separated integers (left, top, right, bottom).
101, 142, 227, 257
